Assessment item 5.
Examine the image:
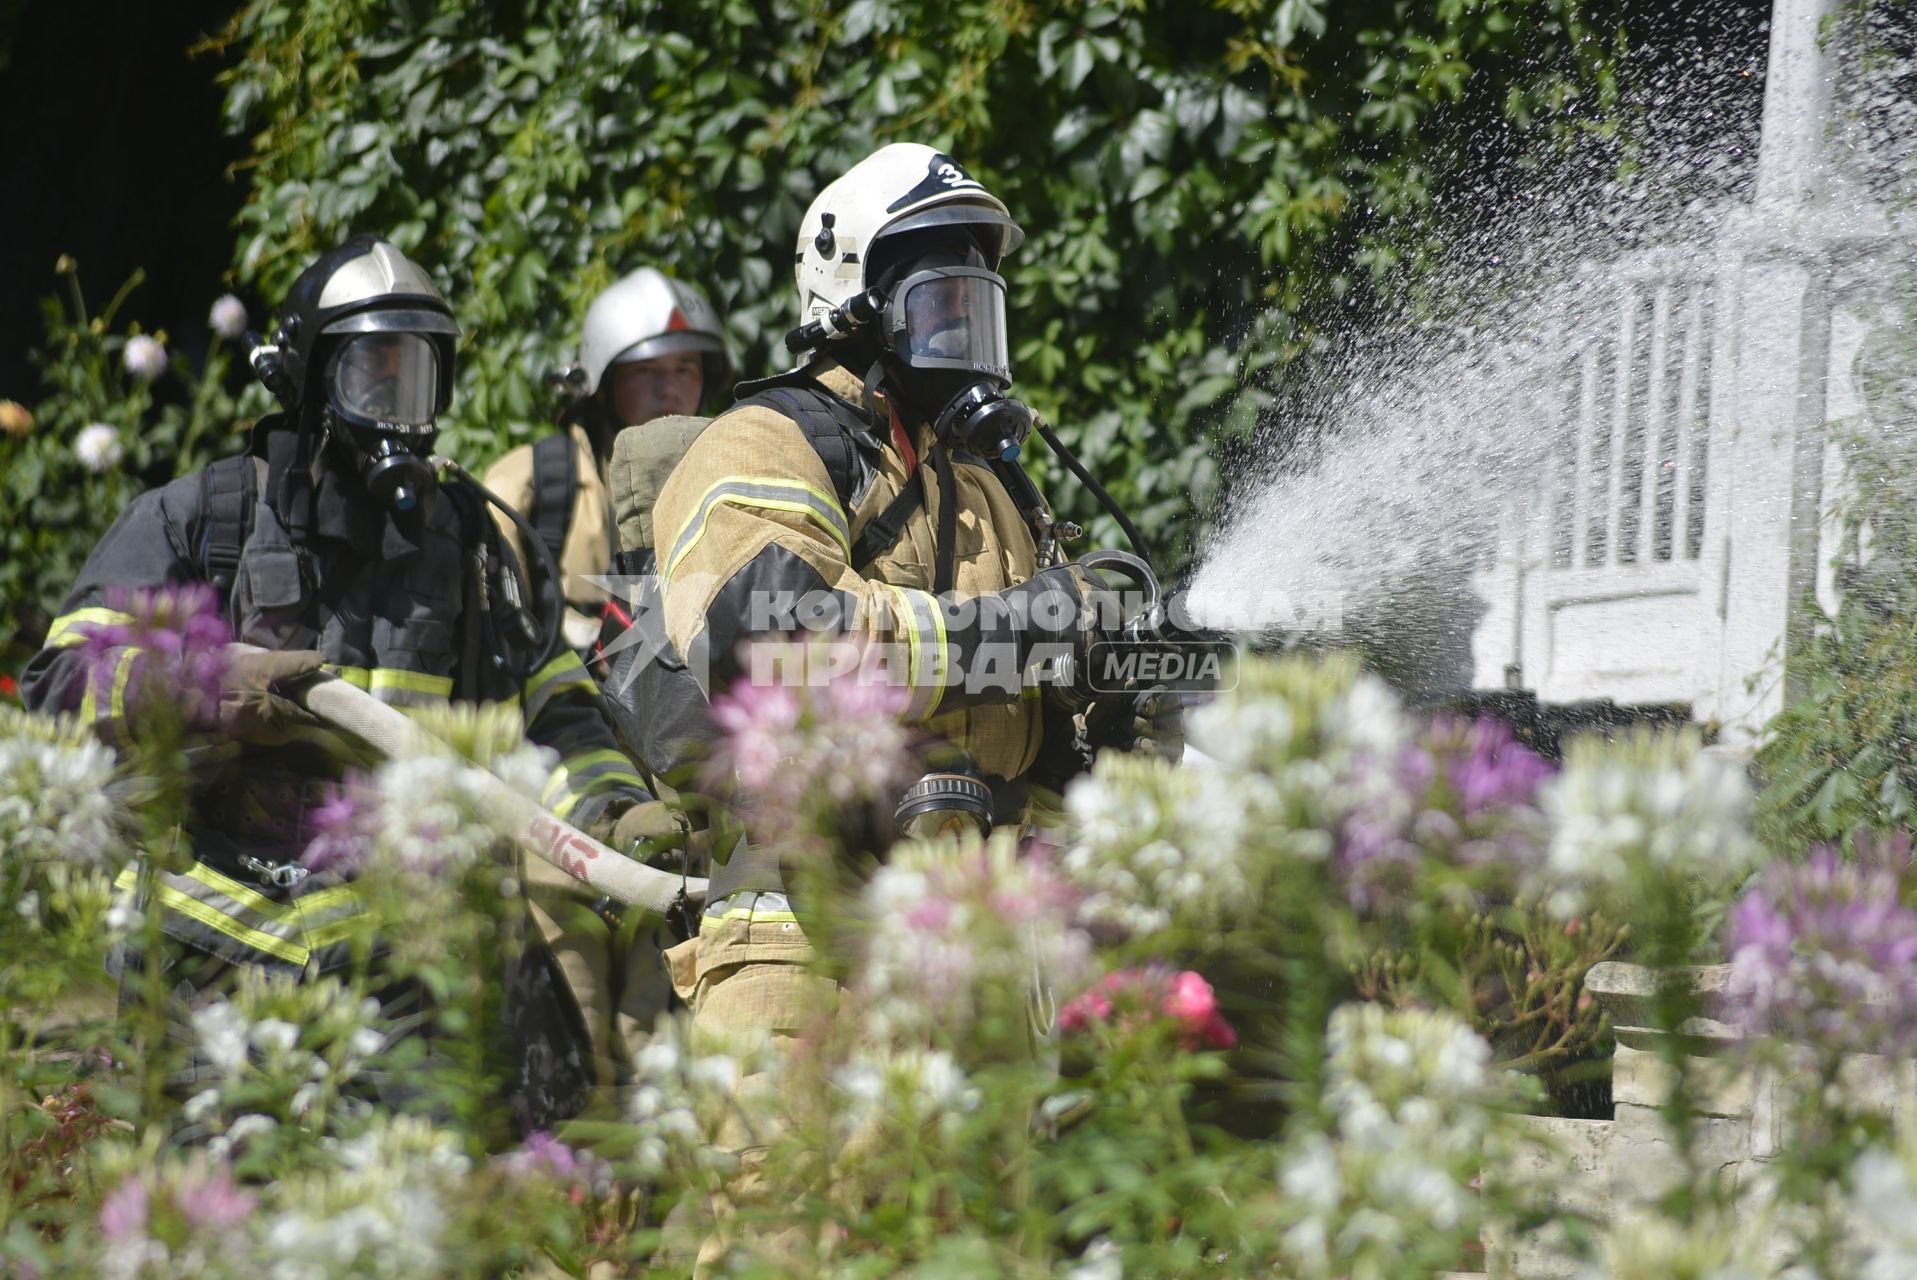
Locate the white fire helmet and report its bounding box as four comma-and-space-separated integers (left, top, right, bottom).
793, 143, 1024, 326
576, 267, 728, 397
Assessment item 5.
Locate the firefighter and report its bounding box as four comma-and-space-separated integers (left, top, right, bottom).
20, 234, 678, 1120
483, 269, 727, 1089
484, 267, 728, 658
648, 143, 1175, 1036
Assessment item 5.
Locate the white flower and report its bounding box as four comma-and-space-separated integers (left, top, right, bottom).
686, 1052, 740, 1093
192, 1001, 251, 1076
0, 714, 123, 866
105, 891, 143, 934
122, 334, 167, 381
1275, 1003, 1512, 1279
208, 294, 248, 341
858, 833, 1092, 1040
1061, 1236, 1123, 1280
250, 1017, 300, 1056
14, 890, 39, 922
74, 422, 124, 473
1539, 730, 1761, 913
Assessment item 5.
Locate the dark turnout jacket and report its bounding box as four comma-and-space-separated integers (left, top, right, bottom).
21, 420, 651, 977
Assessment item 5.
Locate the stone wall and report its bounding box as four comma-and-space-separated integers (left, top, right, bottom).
1482, 961, 1914, 1277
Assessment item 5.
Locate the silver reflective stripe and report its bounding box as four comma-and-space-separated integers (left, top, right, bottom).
665, 478, 852, 577
701, 890, 794, 922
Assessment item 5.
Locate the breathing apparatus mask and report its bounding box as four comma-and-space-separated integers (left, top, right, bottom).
317, 315, 456, 514
867, 242, 1037, 461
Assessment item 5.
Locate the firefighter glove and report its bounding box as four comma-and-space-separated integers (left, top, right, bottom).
218, 648, 327, 744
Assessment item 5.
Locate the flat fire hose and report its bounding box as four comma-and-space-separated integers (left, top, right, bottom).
287, 669, 706, 916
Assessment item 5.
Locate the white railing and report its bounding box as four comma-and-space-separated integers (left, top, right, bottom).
1469, 0, 1907, 744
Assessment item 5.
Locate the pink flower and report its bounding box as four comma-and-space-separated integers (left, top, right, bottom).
98, 1175, 148, 1240
1059, 967, 1237, 1050
707, 658, 915, 842
77, 583, 231, 730
171, 1161, 255, 1230
301, 783, 372, 875
498, 1130, 612, 1193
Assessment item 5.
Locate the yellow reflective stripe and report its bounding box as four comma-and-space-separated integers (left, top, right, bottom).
106, 648, 140, 720
521, 652, 597, 718
665, 476, 852, 579
149, 881, 309, 965
305, 914, 377, 950
182, 861, 360, 921
45, 607, 134, 649
884, 585, 946, 723
701, 907, 800, 929
323, 666, 453, 699
541, 748, 642, 809
370, 669, 453, 697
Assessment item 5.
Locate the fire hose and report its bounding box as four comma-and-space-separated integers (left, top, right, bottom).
285, 667, 706, 916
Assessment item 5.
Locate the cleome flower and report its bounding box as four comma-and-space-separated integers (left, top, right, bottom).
0, 705, 123, 869
626, 1012, 785, 1179
1335, 716, 1553, 913
1727, 840, 1917, 1060
77, 582, 231, 731
258, 1117, 469, 1279
707, 658, 915, 842
1062, 654, 1419, 937
300, 704, 552, 883
97, 1157, 256, 1280
1276, 1003, 1513, 1280
857, 831, 1093, 1042
495, 1130, 613, 1197
1537, 727, 1762, 917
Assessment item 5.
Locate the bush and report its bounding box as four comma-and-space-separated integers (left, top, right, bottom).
205, 0, 1626, 571
6, 624, 1818, 1277
0, 262, 267, 672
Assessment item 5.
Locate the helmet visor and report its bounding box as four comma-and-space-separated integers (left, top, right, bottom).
898, 270, 1009, 378
330, 333, 442, 427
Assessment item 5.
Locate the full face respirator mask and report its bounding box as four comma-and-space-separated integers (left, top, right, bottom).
318, 323, 452, 514
875, 244, 1035, 461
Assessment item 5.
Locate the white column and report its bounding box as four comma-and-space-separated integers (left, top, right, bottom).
1705, 0, 1846, 746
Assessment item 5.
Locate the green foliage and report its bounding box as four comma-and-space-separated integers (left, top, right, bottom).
0, 264, 266, 672
1755, 282, 1917, 854
207, 0, 1624, 572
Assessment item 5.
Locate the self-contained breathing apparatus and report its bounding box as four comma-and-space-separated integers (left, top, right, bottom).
780, 260, 1218, 843
247, 235, 569, 682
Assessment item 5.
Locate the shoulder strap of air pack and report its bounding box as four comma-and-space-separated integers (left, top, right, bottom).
529, 432, 578, 569
732, 379, 918, 571
197, 453, 262, 603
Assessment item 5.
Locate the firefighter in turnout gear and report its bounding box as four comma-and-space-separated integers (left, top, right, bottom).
484, 268, 728, 658
649, 143, 1134, 1039
20, 234, 672, 1123
482, 268, 726, 1092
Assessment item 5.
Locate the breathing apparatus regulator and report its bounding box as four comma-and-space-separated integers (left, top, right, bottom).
248, 235, 565, 679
